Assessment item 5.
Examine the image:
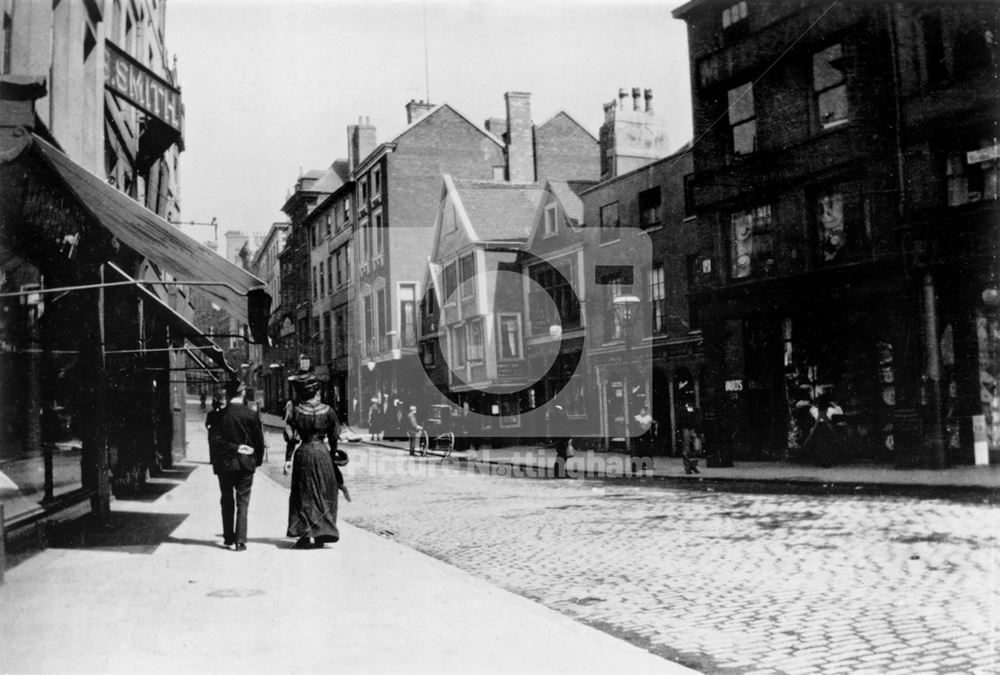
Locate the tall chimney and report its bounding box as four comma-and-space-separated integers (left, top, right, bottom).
347, 116, 377, 172
405, 99, 435, 125
505, 91, 534, 183
599, 86, 669, 180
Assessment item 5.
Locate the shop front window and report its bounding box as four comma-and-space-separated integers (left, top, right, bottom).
976, 311, 1000, 452
947, 140, 999, 206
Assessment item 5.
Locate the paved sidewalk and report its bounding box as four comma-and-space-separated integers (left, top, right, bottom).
261, 415, 1000, 492
0, 431, 694, 674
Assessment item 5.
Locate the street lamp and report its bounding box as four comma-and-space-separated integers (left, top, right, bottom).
612, 294, 641, 463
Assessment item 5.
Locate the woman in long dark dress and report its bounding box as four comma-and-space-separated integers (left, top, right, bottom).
283, 374, 348, 549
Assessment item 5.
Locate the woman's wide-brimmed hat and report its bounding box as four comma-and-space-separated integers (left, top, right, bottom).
332, 449, 349, 466
290, 372, 321, 398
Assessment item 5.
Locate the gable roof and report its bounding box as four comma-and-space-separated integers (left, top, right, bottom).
535, 110, 598, 142
357, 103, 505, 174
451, 178, 547, 242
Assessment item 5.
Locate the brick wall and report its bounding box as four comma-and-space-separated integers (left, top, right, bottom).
535, 112, 600, 182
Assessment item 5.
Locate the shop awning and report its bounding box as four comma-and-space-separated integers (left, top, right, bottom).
107, 262, 235, 375
25, 134, 271, 343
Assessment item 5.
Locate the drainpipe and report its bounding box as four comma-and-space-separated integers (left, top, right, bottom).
887, 5, 945, 467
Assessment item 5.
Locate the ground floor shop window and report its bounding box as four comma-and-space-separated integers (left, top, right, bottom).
976, 311, 1000, 451
781, 312, 896, 463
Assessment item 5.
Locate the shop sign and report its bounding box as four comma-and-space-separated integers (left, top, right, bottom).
725, 378, 766, 392
966, 144, 999, 165
104, 41, 183, 134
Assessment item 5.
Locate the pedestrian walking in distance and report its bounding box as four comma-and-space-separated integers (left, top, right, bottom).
208, 379, 265, 551
284, 373, 349, 549
368, 398, 383, 441
406, 405, 424, 456
678, 402, 701, 474
549, 404, 571, 478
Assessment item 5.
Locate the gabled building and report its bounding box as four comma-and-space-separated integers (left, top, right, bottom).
672, 0, 999, 467
419, 176, 547, 440
354, 102, 508, 407
357, 93, 600, 411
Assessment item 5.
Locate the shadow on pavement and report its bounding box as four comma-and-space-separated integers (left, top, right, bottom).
247, 536, 302, 550
48, 511, 189, 554
153, 465, 197, 479
165, 536, 239, 551
114, 462, 199, 503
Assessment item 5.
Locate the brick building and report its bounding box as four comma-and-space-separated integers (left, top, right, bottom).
672, 0, 999, 467
580, 142, 697, 454
355, 93, 600, 415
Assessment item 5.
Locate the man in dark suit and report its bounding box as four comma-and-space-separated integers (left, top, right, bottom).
208, 379, 265, 551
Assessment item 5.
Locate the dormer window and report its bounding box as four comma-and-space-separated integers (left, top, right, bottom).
543, 203, 558, 237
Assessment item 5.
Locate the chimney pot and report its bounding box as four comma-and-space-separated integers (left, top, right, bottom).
618, 88, 628, 109
644, 88, 654, 113
632, 87, 642, 111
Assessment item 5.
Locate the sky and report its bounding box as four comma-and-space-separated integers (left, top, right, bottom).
165, 0, 693, 242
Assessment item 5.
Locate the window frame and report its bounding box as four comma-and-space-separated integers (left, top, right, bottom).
812, 43, 849, 131
443, 262, 458, 305
399, 283, 417, 347
498, 313, 523, 360
543, 203, 559, 237
638, 187, 662, 229
648, 265, 667, 335
729, 203, 775, 280
727, 82, 757, 157
452, 324, 467, 368
466, 318, 485, 363
373, 210, 384, 259
458, 253, 476, 300
600, 201, 621, 244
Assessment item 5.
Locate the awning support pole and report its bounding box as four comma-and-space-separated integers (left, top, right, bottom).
92, 265, 111, 517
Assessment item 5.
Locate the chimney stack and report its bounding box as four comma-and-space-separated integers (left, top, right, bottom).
347, 116, 377, 172
405, 99, 435, 125
504, 91, 535, 183
598, 86, 669, 180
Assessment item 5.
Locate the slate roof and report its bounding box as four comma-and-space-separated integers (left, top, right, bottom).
452, 179, 547, 242
310, 159, 350, 193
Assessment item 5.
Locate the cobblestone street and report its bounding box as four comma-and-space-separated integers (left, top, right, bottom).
265, 438, 999, 675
